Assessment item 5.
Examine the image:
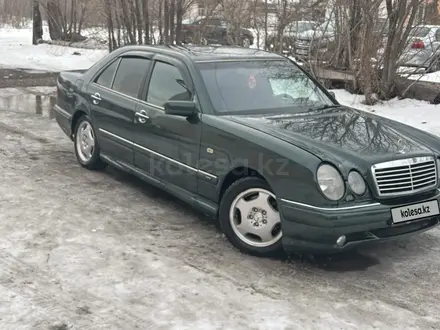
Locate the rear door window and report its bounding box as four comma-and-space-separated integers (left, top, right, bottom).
112, 57, 152, 98
146, 61, 191, 107
95, 59, 119, 89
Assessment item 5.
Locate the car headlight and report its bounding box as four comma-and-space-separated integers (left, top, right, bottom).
317, 164, 345, 201
347, 171, 366, 195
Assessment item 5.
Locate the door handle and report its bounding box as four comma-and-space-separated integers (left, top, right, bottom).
135, 109, 150, 124
91, 93, 102, 105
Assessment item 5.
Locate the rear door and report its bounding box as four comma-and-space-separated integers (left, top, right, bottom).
87, 52, 153, 164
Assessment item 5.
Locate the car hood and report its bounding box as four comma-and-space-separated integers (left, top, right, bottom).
296, 29, 332, 40
225, 106, 434, 171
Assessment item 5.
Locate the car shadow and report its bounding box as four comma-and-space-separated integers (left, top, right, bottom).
283, 250, 381, 272
104, 166, 220, 230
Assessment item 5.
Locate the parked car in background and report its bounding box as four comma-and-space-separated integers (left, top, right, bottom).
54, 44, 440, 257
181, 16, 254, 47
293, 20, 336, 60
266, 21, 318, 55
294, 19, 389, 62
399, 25, 440, 73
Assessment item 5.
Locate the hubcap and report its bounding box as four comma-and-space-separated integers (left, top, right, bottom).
76, 121, 95, 163
229, 188, 282, 248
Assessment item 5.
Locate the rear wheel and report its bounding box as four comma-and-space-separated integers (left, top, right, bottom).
74, 115, 107, 170
219, 177, 283, 257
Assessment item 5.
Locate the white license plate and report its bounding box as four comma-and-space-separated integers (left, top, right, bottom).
391, 200, 439, 224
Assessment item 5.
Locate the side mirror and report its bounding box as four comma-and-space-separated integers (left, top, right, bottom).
164, 100, 197, 117
329, 91, 336, 99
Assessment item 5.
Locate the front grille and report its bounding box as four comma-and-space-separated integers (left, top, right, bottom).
295, 40, 311, 48
372, 156, 438, 197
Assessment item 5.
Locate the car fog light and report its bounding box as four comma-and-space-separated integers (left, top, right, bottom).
336, 235, 346, 247
348, 171, 366, 195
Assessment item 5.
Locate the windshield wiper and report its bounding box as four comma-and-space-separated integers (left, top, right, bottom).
310, 104, 341, 111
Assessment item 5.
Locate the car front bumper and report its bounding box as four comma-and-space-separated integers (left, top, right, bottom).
279, 191, 440, 254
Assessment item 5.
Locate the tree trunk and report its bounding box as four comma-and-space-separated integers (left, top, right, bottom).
164, 0, 170, 43
158, 0, 163, 43
170, 0, 176, 44
135, 0, 143, 44
32, 0, 43, 45
105, 0, 116, 51
175, 0, 183, 44
120, 0, 135, 44
143, 0, 150, 44
380, 0, 419, 99
46, 0, 63, 40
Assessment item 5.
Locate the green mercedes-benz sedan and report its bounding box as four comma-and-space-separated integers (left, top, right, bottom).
53, 44, 440, 257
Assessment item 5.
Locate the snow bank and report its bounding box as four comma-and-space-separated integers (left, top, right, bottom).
0, 26, 108, 72
332, 88, 440, 136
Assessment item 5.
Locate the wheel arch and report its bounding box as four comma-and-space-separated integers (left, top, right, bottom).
70, 110, 87, 139
218, 166, 268, 204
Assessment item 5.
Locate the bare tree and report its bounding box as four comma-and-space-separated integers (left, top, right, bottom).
32, 0, 43, 44
380, 0, 425, 99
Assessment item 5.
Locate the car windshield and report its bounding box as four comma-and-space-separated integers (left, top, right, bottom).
410, 26, 431, 37
196, 60, 335, 115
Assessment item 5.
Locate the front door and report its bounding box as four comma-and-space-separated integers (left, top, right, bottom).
88, 54, 153, 165
133, 56, 202, 194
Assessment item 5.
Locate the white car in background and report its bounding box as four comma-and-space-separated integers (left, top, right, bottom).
293, 21, 336, 59
399, 25, 440, 73
266, 21, 318, 54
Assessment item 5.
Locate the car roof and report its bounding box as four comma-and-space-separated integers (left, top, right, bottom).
115, 44, 284, 63
413, 25, 440, 29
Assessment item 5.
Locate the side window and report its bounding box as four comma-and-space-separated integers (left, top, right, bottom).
207, 19, 221, 26
147, 61, 191, 107
112, 57, 151, 98
95, 59, 119, 88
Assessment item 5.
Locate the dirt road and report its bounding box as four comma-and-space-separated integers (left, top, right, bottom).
0, 88, 439, 330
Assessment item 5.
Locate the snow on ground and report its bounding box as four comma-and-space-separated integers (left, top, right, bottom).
0, 25, 108, 72
332, 88, 440, 136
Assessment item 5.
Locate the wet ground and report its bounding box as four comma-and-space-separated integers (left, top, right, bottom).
0, 68, 58, 88
0, 87, 440, 329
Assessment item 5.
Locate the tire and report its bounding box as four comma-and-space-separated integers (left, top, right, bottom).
219, 177, 283, 257
73, 114, 107, 170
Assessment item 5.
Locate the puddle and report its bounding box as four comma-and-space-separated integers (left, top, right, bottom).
0, 87, 57, 119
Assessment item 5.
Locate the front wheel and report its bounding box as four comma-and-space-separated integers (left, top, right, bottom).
74, 115, 107, 170
219, 177, 283, 257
